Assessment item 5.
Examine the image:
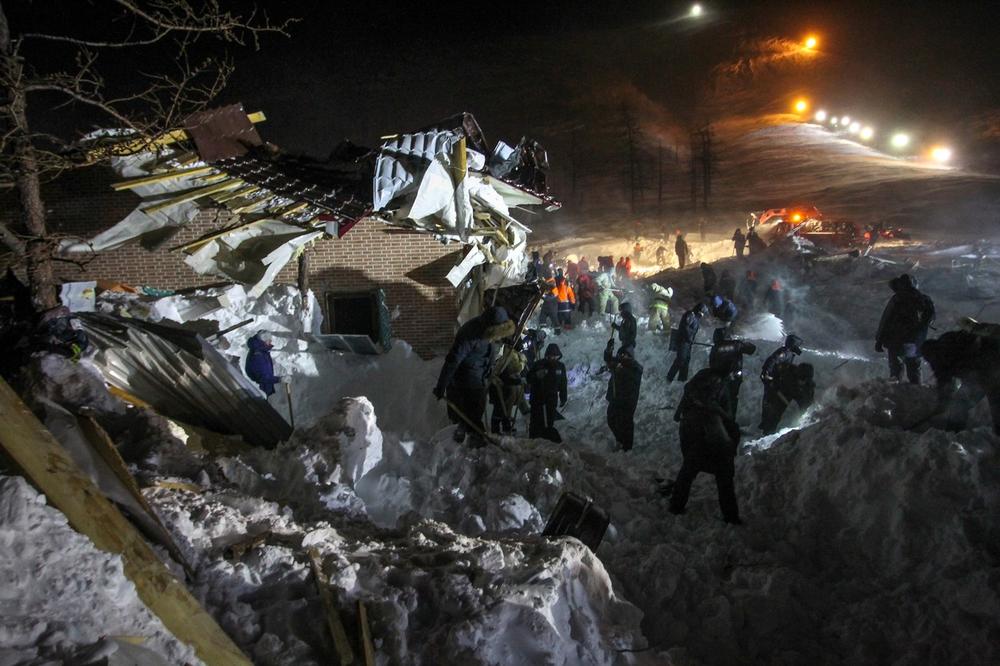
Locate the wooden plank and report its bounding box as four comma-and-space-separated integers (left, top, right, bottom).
76, 415, 194, 579
112, 166, 216, 191
307, 547, 355, 665
358, 601, 376, 666
0, 378, 251, 665
175, 201, 308, 253
141, 178, 244, 215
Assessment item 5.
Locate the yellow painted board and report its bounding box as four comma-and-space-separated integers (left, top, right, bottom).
141, 179, 244, 215
0, 378, 251, 665
308, 547, 355, 665
112, 166, 216, 191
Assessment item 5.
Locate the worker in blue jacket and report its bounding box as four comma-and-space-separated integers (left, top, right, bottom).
246, 331, 279, 395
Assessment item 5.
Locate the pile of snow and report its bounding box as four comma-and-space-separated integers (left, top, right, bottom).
0, 476, 199, 665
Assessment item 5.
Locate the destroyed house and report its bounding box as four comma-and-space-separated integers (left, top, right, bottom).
1, 106, 559, 357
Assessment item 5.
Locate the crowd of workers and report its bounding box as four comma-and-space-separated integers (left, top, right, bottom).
427, 221, 986, 528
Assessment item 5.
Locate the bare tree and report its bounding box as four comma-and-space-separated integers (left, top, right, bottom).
0, 1, 292, 311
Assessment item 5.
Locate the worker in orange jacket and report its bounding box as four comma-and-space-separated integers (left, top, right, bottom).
553, 275, 576, 330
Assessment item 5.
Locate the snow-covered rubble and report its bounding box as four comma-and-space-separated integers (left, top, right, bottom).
3, 241, 999, 664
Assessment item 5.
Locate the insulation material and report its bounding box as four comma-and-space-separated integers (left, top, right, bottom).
60, 281, 97, 312
446, 246, 487, 287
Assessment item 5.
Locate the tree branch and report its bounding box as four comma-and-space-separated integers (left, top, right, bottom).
0, 220, 25, 255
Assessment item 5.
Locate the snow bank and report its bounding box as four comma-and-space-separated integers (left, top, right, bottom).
0, 476, 200, 665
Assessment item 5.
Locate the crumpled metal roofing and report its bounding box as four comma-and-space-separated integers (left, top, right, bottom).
81, 313, 292, 448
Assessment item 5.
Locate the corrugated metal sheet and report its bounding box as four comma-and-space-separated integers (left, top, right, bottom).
80, 314, 292, 448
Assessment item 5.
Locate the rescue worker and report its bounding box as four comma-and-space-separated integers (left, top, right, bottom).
595, 264, 619, 316
539, 278, 561, 330
616, 257, 627, 281
922, 319, 1000, 435
701, 262, 717, 296
764, 279, 784, 317
675, 232, 690, 269
604, 339, 643, 451
526, 250, 544, 282
633, 241, 643, 262
433, 306, 515, 444
732, 228, 746, 258
736, 270, 758, 312
656, 245, 667, 265
711, 294, 739, 324
490, 344, 527, 434
717, 270, 735, 303
566, 258, 580, 283
669, 366, 742, 524
522, 328, 547, 370
747, 227, 766, 254
759, 334, 806, 434
578, 256, 590, 275
576, 271, 596, 319
667, 302, 708, 382
245, 331, 279, 396
875, 273, 936, 384
527, 343, 568, 442
709, 327, 757, 417
542, 250, 555, 279
554, 275, 576, 329
613, 301, 638, 354
648, 283, 673, 332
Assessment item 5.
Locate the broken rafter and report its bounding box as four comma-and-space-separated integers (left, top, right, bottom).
307, 547, 356, 665
142, 178, 245, 215
112, 165, 217, 191
173, 202, 312, 253
212, 185, 260, 205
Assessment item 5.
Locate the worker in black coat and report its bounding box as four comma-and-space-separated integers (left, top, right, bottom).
527, 343, 568, 442
667, 302, 708, 382
604, 340, 643, 451
522, 328, 547, 370
709, 327, 757, 418
701, 262, 717, 296
875, 273, 936, 384
669, 367, 742, 524
922, 319, 1000, 435
675, 232, 690, 269
759, 334, 808, 434
732, 228, 746, 258
613, 301, 638, 354
434, 306, 516, 443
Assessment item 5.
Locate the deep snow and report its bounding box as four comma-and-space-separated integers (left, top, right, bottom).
2, 239, 999, 665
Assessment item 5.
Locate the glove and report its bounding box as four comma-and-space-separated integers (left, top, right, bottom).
432, 386, 444, 400
875, 342, 884, 353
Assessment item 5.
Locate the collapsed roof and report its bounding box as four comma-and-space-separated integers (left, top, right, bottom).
64, 105, 559, 297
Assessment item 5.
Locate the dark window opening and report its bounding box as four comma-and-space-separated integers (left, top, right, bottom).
324, 289, 392, 350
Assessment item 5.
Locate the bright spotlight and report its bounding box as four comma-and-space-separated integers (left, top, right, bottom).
814, 110, 827, 122
690, 3, 703, 17
930, 146, 952, 163
804, 36, 818, 50
794, 98, 809, 113
860, 126, 874, 141
830, 116, 839, 126
841, 115, 851, 125
890, 133, 911, 149
848, 121, 861, 134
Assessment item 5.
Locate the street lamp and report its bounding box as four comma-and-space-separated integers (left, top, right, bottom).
794, 98, 809, 113
890, 133, 911, 150
860, 127, 874, 141
930, 146, 952, 163
690, 3, 703, 17
814, 109, 827, 122
804, 35, 818, 50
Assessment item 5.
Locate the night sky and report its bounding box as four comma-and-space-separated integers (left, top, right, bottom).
10, 1, 1000, 166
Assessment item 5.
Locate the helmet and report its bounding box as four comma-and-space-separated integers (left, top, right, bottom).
785, 334, 804, 354
694, 302, 709, 316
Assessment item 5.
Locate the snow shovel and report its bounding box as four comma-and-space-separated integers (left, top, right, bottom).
284, 380, 295, 429
443, 398, 502, 448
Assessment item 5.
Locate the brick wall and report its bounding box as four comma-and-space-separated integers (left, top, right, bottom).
2, 166, 461, 357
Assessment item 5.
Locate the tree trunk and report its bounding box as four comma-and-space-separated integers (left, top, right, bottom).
0, 1, 57, 312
